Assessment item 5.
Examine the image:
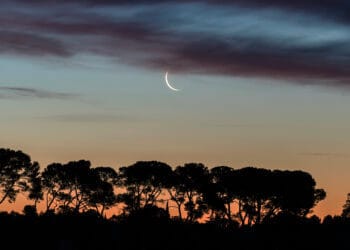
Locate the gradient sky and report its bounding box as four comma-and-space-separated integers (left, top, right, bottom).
1, 0, 350, 217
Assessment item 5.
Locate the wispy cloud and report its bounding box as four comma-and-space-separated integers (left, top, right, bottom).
1, 1, 350, 88
0, 87, 78, 99
0, 30, 71, 57
40, 113, 140, 123
12, 0, 350, 24
298, 152, 349, 158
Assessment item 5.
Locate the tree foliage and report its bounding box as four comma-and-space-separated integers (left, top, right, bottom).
341, 193, 350, 218
42, 161, 118, 216
0, 148, 41, 204
174, 163, 210, 222
0, 147, 328, 226
118, 161, 173, 212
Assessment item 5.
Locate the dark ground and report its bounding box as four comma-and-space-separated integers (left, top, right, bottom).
0, 214, 349, 250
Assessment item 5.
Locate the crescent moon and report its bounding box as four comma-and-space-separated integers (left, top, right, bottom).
165, 72, 181, 91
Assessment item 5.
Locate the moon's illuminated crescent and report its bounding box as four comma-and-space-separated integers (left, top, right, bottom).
165, 72, 181, 91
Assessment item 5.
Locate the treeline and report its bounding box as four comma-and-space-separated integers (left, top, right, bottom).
3, 148, 350, 250
0, 147, 332, 226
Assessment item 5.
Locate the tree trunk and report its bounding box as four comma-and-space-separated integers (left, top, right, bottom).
177, 203, 182, 220
256, 200, 261, 224
226, 202, 232, 220
0, 192, 9, 205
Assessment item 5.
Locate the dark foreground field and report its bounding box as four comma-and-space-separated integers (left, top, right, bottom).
1, 214, 349, 250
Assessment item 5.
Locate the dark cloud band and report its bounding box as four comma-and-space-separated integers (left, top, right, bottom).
0, 87, 77, 99
1, 0, 349, 87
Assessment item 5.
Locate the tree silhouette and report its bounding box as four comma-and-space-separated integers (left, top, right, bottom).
174, 163, 210, 222
41, 163, 66, 212
88, 167, 119, 217
27, 163, 43, 209
118, 161, 173, 213
42, 160, 93, 213
232, 167, 274, 226
93, 167, 119, 186
272, 170, 326, 218
61, 160, 92, 213
0, 146, 330, 234
166, 168, 186, 220
0, 148, 41, 205
341, 193, 350, 218
217, 167, 327, 226
207, 166, 236, 221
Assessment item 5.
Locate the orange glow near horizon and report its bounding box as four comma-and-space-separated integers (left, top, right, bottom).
0, 143, 348, 221
1, 183, 345, 221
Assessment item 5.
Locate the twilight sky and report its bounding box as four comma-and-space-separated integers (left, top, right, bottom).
1, 0, 350, 217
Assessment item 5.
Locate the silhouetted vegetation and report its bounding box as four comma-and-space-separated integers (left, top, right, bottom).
1, 147, 349, 250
